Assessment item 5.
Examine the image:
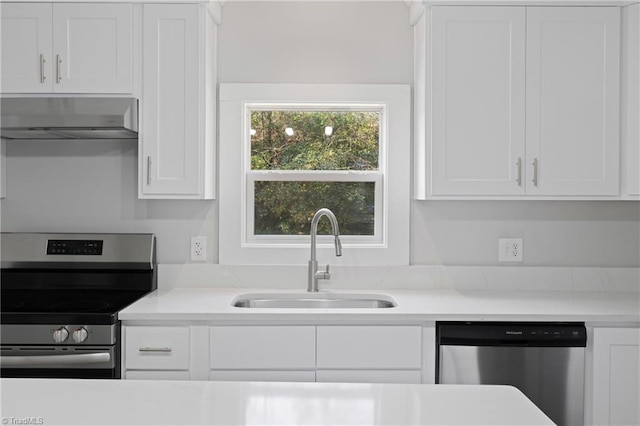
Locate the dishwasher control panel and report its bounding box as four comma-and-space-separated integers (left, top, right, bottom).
437, 321, 587, 347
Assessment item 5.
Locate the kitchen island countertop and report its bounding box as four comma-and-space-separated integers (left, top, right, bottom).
0, 378, 553, 425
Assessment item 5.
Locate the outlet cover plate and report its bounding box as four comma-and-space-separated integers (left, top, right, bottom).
191, 236, 207, 261
498, 238, 523, 262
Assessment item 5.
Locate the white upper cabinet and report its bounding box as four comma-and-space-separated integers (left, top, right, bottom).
622, 4, 640, 200
139, 3, 216, 199
1, 3, 132, 94
429, 7, 526, 196
418, 6, 622, 199
1, 3, 52, 93
52, 4, 133, 93
526, 7, 620, 197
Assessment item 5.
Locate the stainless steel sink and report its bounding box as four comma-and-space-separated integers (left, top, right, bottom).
232, 293, 396, 309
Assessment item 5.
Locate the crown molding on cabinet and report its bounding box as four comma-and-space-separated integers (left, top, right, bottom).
406, 0, 640, 25
0, 0, 224, 21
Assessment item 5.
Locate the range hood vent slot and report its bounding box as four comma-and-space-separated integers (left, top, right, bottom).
1, 97, 138, 140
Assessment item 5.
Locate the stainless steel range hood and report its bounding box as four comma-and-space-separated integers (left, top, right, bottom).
0, 97, 138, 140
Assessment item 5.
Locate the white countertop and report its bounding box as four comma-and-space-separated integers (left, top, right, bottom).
118, 288, 640, 323
0, 378, 553, 425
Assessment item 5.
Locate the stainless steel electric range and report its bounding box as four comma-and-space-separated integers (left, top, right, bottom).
0, 233, 156, 379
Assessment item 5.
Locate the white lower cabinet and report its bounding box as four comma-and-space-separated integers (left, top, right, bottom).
591, 327, 640, 426
316, 326, 422, 369
123, 323, 427, 384
209, 326, 316, 382
206, 325, 422, 384
316, 326, 422, 383
123, 326, 190, 379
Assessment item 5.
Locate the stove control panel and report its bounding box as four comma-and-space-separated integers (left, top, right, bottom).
2, 324, 116, 346
46, 240, 103, 256
51, 326, 90, 344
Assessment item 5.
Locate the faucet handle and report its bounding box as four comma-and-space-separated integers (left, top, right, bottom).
315, 264, 331, 280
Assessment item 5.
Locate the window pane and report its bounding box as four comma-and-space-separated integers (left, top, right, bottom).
250, 110, 379, 171
254, 181, 375, 236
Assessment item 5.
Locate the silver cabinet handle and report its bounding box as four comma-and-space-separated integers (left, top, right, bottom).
146, 156, 152, 185
532, 158, 539, 187
56, 54, 62, 84
0, 353, 110, 366
139, 347, 172, 353
516, 158, 522, 186
40, 54, 46, 83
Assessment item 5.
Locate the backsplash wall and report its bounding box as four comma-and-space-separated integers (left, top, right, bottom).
1, 2, 639, 268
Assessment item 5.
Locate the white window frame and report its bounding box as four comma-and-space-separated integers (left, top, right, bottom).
219, 84, 410, 266
246, 103, 384, 245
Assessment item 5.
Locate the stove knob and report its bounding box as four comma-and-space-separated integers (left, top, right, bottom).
52, 327, 69, 343
72, 327, 89, 343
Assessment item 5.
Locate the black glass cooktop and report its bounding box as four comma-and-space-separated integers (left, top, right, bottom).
0, 289, 151, 324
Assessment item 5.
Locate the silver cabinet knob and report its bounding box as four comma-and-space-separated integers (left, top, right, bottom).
52, 327, 69, 343
72, 327, 89, 343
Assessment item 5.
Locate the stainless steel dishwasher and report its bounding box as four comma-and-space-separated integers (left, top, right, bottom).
437, 322, 587, 426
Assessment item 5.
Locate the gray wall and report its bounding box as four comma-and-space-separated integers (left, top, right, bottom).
1, 2, 639, 267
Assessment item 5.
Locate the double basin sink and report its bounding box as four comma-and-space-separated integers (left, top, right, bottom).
232, 293, 396, 309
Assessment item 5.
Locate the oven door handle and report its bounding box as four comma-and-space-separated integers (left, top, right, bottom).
0, 352, 110, 366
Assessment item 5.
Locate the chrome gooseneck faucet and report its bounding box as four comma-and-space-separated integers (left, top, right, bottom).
308, 208, 342, 292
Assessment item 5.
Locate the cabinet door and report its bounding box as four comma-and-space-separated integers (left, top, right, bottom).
0, 3, 52, 93
52, 4, 132, 93
316, 326, 422, 369
209, 326, 316, 370
592, 328, 640, 425
430, 7, 526, 196
141, 4, 202, 196
526, 7, 620, 196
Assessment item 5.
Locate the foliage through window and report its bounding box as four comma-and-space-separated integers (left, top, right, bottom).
247, 106, 382, 239
251, 111, 379, 171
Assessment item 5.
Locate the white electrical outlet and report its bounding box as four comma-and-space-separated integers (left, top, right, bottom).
498, 238, 523, 262
191, 236, 207, 261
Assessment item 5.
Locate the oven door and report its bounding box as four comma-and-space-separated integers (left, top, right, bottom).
0, 346, 119, 379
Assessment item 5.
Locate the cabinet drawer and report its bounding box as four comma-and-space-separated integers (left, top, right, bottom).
317, 326, 422, 369
125, 326, 190, 370
210, 326, 315, 369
